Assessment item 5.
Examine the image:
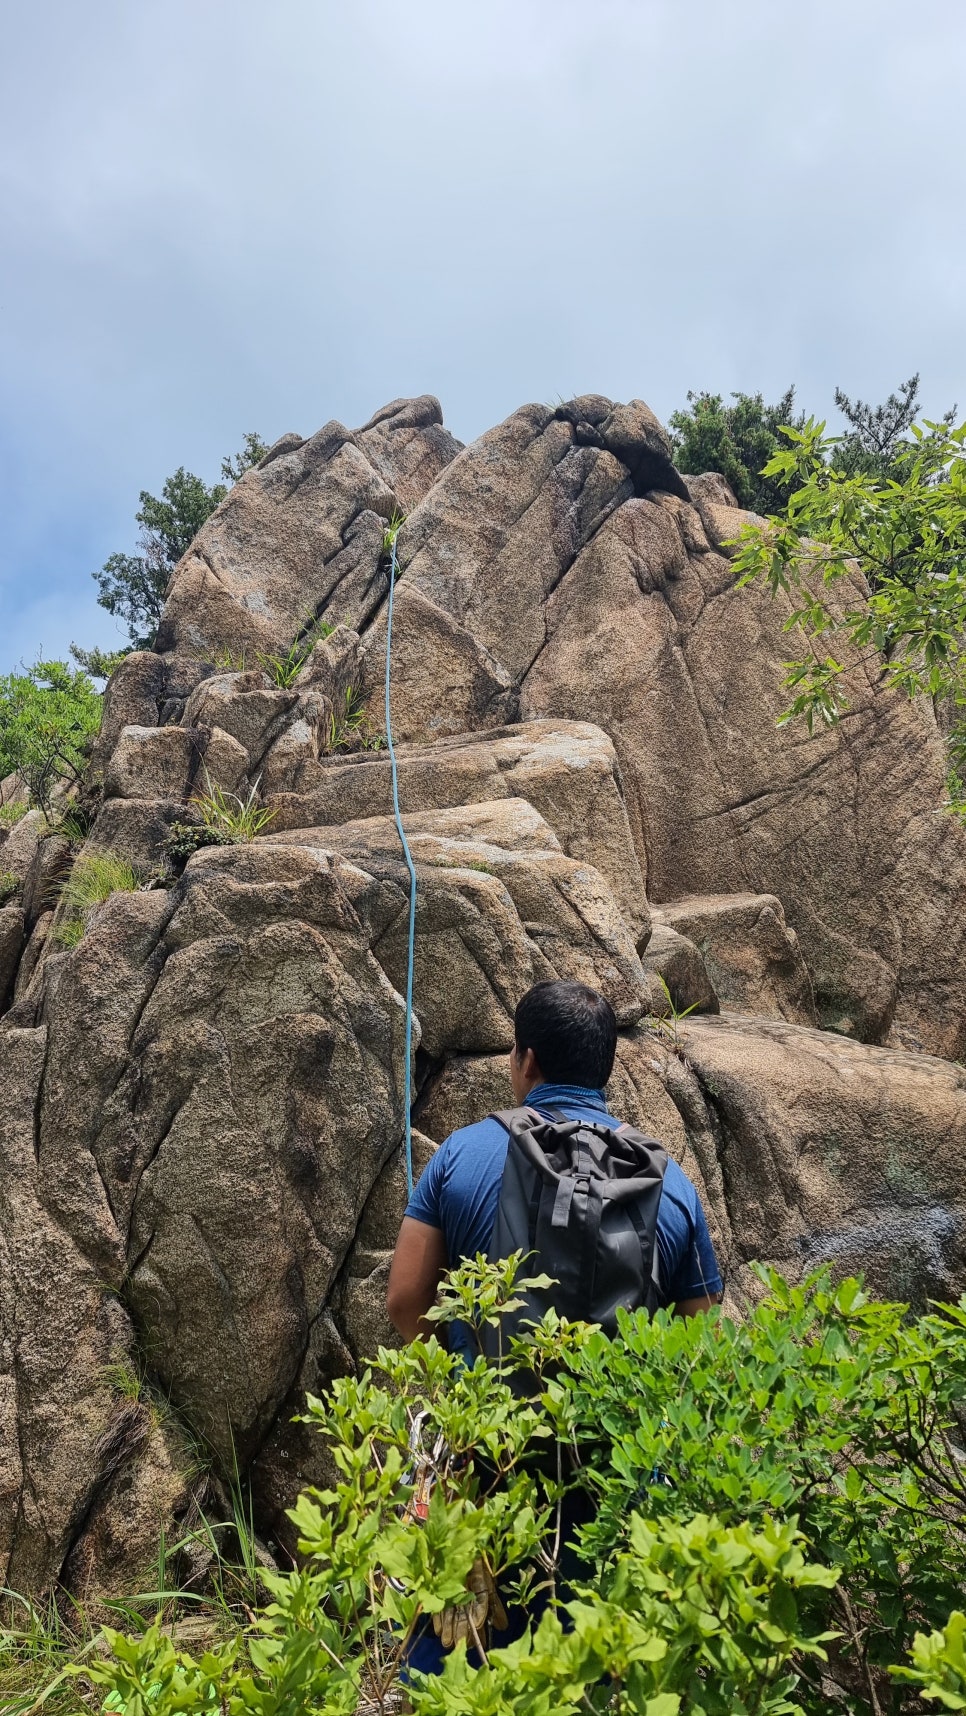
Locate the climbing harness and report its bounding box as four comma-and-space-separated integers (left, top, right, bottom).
384, 531, 418, 1199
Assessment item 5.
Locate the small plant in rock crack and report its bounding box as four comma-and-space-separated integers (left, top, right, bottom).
322, 684, 383, 754
380, 506, 406, 568
0, 869, 18, 904
194, 778, 277, 840
174, 774, 278, 849
166, 776, 276, 867
54, 850, 141, 947
207, 644, 249, 674
45, 803, 95, 845
644, 973, 699, 1060
165, 822, 237, 864
0, 799, 29, 827
257, 615, 337, 688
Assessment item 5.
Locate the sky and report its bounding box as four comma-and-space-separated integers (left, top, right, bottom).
1, 0, 964, 674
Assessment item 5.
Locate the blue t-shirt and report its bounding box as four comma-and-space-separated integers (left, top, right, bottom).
407, 1081, 722, 1356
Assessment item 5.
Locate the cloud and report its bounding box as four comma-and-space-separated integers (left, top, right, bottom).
2, 0, 964, 668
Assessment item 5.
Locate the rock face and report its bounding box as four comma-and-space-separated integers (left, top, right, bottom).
3, 392, 966, 1601
654, 893, 814, 1025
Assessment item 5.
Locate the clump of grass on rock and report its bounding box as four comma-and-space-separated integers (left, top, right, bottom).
54, 851, 140, 948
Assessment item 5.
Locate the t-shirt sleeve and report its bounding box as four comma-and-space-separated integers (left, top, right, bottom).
665, 1196, 724, 1303
405, 1142, 446, 1229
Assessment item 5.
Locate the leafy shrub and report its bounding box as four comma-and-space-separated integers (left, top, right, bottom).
0, 659, 102, 817
893, 1610, 966, 1708
730, 416, 966, 736
72, 1260, 966, 1716
54, 851, 140, 947
165, 821, 238, 863
0, 800, 29, 828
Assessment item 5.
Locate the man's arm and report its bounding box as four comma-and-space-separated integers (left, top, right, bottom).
673, 1291, 723, 1319
386, 1217, 449, 1341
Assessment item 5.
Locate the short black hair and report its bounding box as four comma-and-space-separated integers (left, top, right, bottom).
513, 980, 617, 1090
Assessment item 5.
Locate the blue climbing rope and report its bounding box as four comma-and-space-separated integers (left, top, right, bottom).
384, 531, 418, 1198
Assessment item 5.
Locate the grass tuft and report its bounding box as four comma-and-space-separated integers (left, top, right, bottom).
322, 685, 383, 755
191, 776, 276, 842
256, 615, 336, 688
380, 507, 406, 563
54, 852, 140, 948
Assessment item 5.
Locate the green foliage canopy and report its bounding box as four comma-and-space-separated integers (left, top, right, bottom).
77, 1258, 966, 1716
0, 659, 102, 814
92, 433, 269, 650
669, 388, 806, 513
729, 417, 966, 737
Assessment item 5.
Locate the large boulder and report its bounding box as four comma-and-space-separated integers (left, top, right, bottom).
262, 802, 650, 1050
5, 390, 966, 1604
154, 398, 462, 663
654, 893, 814, 1025
324, 399, 966, 1058
0, 843, 409, 1591
675, 1013, 966, 1306
264, 719, 648, 938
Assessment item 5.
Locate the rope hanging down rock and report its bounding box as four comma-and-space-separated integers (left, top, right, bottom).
384, 529, 417, 1198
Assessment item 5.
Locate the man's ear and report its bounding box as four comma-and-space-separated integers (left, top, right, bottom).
522, 1046, 542, 1082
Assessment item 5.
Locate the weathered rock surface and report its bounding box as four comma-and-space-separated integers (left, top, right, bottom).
0, 906, 25, 1010
265, 720, 648, 939
341, 400, 966, 1057
655, 893, 814, 1025
4, 389, 966, 1602
154, 397, 462, 663
0, 845, 410, 1591
676, 1013, 966, 1306
638, 920, 719, 1017
105, 723, 249, 802
0, 809, 47, 889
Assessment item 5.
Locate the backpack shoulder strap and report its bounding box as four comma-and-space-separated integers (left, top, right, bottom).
491, 1107, 544, 1136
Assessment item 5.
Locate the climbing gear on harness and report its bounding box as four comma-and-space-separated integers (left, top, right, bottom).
384, 528, 417, 1199
483, 1106, 668, 1356
396, 1413, 507, 1649
399, 1409, 450, 1527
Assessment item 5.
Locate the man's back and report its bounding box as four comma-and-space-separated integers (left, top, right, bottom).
406, 1079, 722, 1361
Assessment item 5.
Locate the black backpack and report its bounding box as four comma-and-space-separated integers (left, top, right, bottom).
483, 1106, 668, 1354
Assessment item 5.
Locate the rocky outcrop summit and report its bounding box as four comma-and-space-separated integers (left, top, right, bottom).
2, 394, 966, 1601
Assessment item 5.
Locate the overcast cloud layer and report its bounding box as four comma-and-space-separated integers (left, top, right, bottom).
1, 0, 964, 672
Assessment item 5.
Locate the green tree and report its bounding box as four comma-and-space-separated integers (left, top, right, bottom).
834, 373, 957, 479
67, 643, 128, 682
90, 432, 269, 650
669, 388, 806, 513
729, 416, 966, 765
0, 659, 102, 815
220, 430, 270, 484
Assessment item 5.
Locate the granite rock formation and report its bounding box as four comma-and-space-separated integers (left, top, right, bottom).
2, 393, 965, 1600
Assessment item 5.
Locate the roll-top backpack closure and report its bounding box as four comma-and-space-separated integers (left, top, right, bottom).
482, 1105, 668, 1360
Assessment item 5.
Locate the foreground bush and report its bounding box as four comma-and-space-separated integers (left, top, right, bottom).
77, 1263, 966, 1715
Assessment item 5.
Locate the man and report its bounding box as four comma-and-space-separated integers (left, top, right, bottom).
388, 979, 723, 1349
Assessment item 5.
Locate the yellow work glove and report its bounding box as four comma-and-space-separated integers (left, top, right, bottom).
432, 1557, 508, 1650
